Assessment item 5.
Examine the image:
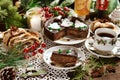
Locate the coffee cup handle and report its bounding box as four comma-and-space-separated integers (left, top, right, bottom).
115, 38, 120, 47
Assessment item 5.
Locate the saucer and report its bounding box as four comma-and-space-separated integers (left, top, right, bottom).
85, 37, 120, 58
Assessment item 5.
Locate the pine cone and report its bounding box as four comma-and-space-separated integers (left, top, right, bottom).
0, 67, 16, 80
106, 65, 116, 73
90, 67, 104, 78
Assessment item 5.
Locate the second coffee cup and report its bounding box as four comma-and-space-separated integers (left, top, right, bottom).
94, 28, 117, 51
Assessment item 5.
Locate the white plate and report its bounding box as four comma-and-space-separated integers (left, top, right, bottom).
85, 37, 120, 58
43, 46, 86, 70
54, 30, 90, 45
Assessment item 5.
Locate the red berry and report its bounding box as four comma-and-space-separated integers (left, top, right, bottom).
41, 43, 46, 48
45, 11, 50, 17
45, 11, 50, 14
51, 13, 54, 16
58, 11, 65, 16
31, 45, 36, 51
64, 7, 70, 11
53, 6, 62, 11
24, 55, 29, 59
53, 6, 57, 10
43, 7, 50, 11
23, 48, 29, 53
38, 49, 44, 54
34, 42, 40, 47
32, 52, 37, 56
44, 11, 53, 19
48, 13, 53, 17
56, 6, 62, 11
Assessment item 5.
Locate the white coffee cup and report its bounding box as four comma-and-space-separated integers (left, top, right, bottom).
94, 28, 118, 51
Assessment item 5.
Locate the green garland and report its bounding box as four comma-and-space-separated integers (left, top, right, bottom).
0, 43, 24, 69
69, 56, 119, 80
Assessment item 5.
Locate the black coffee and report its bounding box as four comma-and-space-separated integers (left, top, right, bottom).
98, 33, 115, 38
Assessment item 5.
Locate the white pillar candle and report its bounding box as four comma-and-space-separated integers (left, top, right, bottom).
30, 15, 41, 32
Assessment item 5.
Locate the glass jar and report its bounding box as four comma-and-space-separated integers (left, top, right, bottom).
74, 0, 91, 16
25, 7, 43, 32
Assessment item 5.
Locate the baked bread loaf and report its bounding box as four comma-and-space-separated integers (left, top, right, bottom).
90, 19, 116, 32
3, 27, 41, 50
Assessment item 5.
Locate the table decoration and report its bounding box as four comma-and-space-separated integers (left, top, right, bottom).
0, 42, 24, 69
1, 0, 120, 80
0, 67, 16, 80
29, 15, 42, 32
69, 56, 119, 80
25, 7, 44, 32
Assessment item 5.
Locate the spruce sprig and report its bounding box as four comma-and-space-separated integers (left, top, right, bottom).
0, 0, 24, 29
20, 0, 41, 11
70, 56, 119, 80
0, 43, 24, 69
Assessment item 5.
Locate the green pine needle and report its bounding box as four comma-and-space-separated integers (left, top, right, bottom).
71, 56, 119, 80
0, 0, 24, 29
0, 43, 24, 69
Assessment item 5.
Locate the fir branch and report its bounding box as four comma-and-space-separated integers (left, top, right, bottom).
0, 0, 24, 29
71, 56, 119, 80
0, 7, 8, 20
0, 43, 24, 69
68, 66, 86, 80
20, 0, 41, 11
60, 0, 75, 7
